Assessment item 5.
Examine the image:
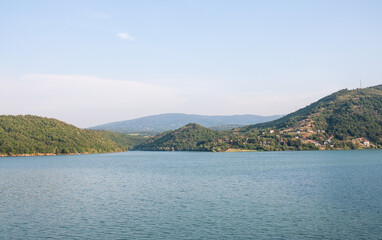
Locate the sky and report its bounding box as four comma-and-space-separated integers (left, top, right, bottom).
1, 0, 381, 127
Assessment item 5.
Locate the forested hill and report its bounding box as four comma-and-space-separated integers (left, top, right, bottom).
135, 85, 382, 151
0, 115, 127, 156
242, 85, 382, 146
134, 123, 229, 152
96, 130, 146, 150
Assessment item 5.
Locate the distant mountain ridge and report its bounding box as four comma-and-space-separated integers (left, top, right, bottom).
90, 113, 283, 134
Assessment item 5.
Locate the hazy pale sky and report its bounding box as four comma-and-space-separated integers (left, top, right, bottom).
1, 0, 381, 127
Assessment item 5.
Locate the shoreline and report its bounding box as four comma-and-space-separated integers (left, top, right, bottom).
224, 149, 258, 152
1, 148, 378, 157
0, 151, 127, 158
0, 153, 57, 157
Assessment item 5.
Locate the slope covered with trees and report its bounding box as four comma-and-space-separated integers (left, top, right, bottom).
134, 123, 230, 152
242, 85, 382, 148
0, 115, 127, 156
135, 85, 382, 151
96, 130, 146, 150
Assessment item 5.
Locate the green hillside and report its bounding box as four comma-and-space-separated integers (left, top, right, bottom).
134, 123, 230, 152
96, 130, 146, 150
0, 115, 127, 156
135, 85, 382, 151
242, 85, 382, 148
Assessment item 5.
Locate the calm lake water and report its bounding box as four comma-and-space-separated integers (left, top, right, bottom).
1, 150, 381, 239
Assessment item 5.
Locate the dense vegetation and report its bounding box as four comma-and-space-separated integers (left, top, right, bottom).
134, 123, 231, 152
0, 115, 127, 156
135, 85, 382, 151
134, 125, 321, 152
243, 85, 382, 148
96, 130, 146, 150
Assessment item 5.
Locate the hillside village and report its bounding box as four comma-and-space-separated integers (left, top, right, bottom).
213, 127, 373, 152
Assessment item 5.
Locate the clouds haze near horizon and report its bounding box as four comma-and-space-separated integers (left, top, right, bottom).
0, 1, 381, 127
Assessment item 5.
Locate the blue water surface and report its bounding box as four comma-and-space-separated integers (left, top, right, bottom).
0, 150, 381, 239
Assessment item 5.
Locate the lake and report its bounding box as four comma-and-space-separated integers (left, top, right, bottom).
1, 150, 381, 239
